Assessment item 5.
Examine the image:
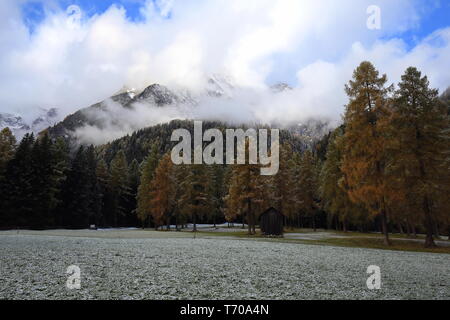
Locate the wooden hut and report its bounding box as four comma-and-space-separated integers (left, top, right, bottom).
259, 207, 284, 236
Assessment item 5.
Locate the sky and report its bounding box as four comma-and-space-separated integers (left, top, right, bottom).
1, 0, 450, 126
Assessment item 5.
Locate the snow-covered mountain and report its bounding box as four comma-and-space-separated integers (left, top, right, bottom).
0, 108, 59, 139
11, 76, 334, 145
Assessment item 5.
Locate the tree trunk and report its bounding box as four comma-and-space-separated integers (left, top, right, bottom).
247, 200, 253, 235
432, 217, 440, 240
405, 218, 411, 237
380, 210, 391, 246
252, 213, 256, 235
423, 195, 436, 248
397, 223, 404, 234
343, 219, 347, 233
193, 213, 197, 232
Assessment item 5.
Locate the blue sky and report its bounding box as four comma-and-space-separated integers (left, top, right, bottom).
20, 0, 450, 44
22, 0, 153, 32
398, 0, 450, 48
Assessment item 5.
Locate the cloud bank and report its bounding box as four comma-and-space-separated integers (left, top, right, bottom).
0, 0, 449, 134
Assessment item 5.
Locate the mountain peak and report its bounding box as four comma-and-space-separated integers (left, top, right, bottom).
135, 84, 179, 106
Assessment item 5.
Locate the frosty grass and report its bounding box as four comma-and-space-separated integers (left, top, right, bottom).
0, 233, 448, 300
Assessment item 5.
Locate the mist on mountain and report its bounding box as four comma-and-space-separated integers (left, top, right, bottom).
44, 76, 337, 146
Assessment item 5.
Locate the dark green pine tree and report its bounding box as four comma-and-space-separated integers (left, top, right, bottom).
96, 158, 110, 227
3, 133, 35, 227
108, 150, 129, 227
0, 127, 16, 178
60, 146, 91, 228
0, 128, 16, 227
51, 138, 70, 227
85, 145, 103, 227
208, 165, 226, 227
28, 133, 59, 228
126, 158, 140, 226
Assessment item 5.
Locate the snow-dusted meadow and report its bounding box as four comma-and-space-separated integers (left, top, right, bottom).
0, 232, 448, 300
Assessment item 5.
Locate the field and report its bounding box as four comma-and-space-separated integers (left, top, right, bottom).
0, 228, 449, 300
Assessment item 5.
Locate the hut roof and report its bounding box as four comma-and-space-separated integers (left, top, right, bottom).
260, 207, 284, 217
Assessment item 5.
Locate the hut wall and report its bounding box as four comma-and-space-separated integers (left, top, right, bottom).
260, 210, 283, 235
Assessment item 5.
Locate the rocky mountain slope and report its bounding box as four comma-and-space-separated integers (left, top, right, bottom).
42, 79, 331, 146
0, 108, 59, 139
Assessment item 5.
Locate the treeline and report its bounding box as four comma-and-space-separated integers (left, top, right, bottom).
0, 133, 140, 229
0, 61, 449, 248
320, 63, 450, 247
135, 143, 322, 235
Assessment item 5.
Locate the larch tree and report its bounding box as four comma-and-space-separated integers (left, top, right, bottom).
224, 168, 242, 225
179, 163, 211, 232
136, 143, 160, 227
320, 127, 364, 232
269, 143, 301, 229
172, 162, 190, 229
340, 61, 393, 245
226, 140, 264, 235
149, 153, 175, 229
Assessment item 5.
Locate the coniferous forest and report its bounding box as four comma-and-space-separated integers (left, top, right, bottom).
1, 62, 449, 248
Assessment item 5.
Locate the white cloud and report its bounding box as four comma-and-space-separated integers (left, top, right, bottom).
0, 0, 449, 132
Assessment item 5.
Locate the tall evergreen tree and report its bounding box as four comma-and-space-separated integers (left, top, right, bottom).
3, 133, 35, 227
388, 67, 450, 247
96, 159, 110, 227
60, 146, 91, 228
51, 138, 70, 227
137, 143, 160, 227
28, 134, 59, 228
298, 150, 319, 231
126, 158, 140, 226
0, 128, 16, 178
85, 145, 102, 227
208, 165, 226, 227
108, 150, 129, 227
0, 128, 16, 226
